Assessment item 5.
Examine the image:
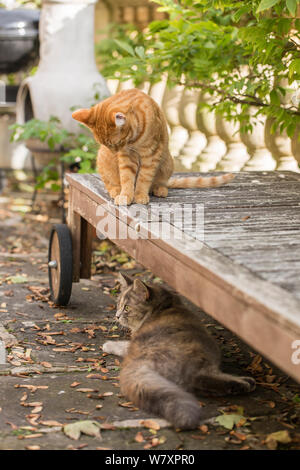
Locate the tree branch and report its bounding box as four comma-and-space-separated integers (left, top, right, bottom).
174, 79, 300, 116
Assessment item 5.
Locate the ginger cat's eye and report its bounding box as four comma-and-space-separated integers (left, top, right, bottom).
124, 305, 130, 312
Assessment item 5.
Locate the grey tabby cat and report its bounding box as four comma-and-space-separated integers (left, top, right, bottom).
103, 274, 256, 429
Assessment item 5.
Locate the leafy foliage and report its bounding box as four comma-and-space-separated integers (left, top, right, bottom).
10, 117, 98, 190
10, 116, 70, 151
97, 0, 300, 137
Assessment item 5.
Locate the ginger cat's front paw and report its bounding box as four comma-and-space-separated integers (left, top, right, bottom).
134, 193, 150, 205
153, 186, 168, 198
109, 187, 121, 199
114, 193, 133, 206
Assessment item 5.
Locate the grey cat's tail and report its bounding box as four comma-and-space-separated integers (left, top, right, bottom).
120, 362, 202, 429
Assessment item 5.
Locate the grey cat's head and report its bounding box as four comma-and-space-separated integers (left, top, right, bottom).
115, 273, 153, 332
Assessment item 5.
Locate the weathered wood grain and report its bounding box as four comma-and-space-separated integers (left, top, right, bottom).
67, 186, 81, 282
80, 218, 94, 279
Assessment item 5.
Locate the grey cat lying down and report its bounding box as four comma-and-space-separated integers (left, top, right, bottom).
103, 274, 256, 430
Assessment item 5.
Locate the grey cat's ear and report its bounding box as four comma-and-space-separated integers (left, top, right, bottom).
133, 279, 150, 301
115, 112, 126, 127
118, 272, 132, 288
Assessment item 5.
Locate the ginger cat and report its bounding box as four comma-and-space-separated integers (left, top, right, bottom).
103, 274, 256, 430
72, 89, 234, 206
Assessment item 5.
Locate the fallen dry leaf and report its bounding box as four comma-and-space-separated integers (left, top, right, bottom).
64, 420, 101, 440
25, 402, 43, 407
40, 362, 52, 368
20, 433, 43, 439
52, 348, 72, 352
140, 419, 160, 431
230, 430, 247, 441
65, 408, 90, 415
199, 424, 208, 433
26, 414, 40, 426
32, 406, 43, 414
135, 431, 145, 443
15, 384, 48, 393
6, 421, 18, 430
40, 420, 63, 427
70, 328, 81, 334
191, 435, 206, 440
99, 423, 116, 430
70, 382, 81, 388
118, 401, 135, 408
20, 393, 28, 403
265, 430, 292, 450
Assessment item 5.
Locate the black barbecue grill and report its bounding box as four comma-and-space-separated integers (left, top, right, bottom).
0, 8, 40, 74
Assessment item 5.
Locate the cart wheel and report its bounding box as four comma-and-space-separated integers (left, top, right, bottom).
48, 224, 73, 305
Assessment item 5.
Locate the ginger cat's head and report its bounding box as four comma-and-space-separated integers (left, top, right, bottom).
72, 103, 128, 150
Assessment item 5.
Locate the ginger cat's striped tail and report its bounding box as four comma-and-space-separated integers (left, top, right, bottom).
168, 173, 235, 189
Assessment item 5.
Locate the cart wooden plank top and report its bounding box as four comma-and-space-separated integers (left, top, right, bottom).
64, 171, 300, 382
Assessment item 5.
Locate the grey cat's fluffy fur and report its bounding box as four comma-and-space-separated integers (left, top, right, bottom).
103, 274, 256, 429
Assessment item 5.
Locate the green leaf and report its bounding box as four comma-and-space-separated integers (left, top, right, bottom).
292, 394, 300, 404
232, 6, 251, 22
114, 39, 135, 56
6, 275, 28, 284
289, 59, 300, 79
215, 413, 245, 430
50, 183, 61, 192
135, 46, 145, 60
286, 0, 297, 15
270, 89, 280, 105
47, 136, 56, 150
257, 0, 281, 12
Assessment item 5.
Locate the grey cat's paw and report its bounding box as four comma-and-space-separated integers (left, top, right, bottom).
102, 341, 117, 355
240, 376, 256, 392
102, 340, 129, 357
227, 376, 256, 395
174, 404, 202, 430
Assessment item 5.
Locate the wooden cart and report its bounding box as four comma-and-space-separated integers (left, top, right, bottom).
48, 171, 300, 383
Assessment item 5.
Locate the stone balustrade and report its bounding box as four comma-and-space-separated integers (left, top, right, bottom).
105, 78, 299, 173
97, 1, 299, 173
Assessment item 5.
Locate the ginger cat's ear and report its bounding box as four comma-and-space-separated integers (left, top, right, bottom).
115, 112, 126, 127
72, 108, 94, 128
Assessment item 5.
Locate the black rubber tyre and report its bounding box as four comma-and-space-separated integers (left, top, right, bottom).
48, 224, 73, 306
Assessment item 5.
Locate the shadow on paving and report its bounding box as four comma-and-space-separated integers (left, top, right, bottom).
0, 196, 300, 450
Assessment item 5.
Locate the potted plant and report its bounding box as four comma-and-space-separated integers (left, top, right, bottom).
10, 115, 98, 190
10, 115, 71, 168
